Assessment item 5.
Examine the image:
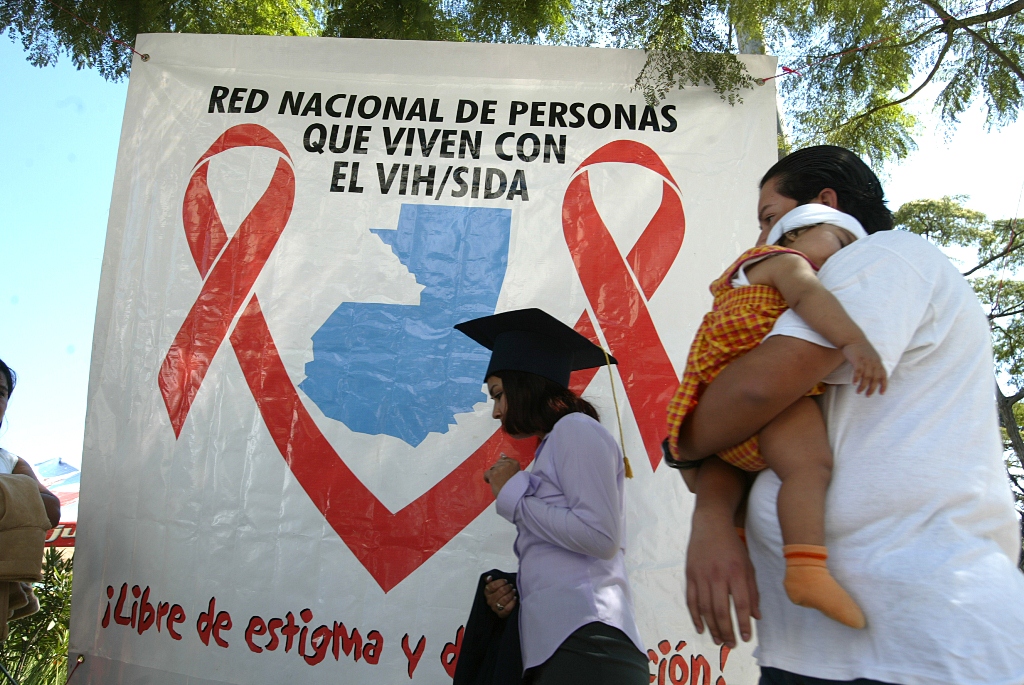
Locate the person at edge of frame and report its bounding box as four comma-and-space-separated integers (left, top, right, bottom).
0, 358, 60, 528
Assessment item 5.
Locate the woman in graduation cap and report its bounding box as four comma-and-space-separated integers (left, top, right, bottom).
454, 309, 649, 685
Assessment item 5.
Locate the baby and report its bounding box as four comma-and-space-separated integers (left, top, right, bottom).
666, 204, 887, 629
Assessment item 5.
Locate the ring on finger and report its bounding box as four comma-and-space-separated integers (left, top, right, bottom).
496, 603, 504, 611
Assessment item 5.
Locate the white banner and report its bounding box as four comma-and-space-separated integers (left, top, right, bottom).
71, 33, 778, 684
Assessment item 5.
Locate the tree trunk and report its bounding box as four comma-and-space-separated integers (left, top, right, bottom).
996, 385, 1024, 459
734, 24, 787, 158
995, 384, 1024, 571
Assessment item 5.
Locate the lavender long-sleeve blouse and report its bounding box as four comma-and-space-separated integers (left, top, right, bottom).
495, 412, 645, 671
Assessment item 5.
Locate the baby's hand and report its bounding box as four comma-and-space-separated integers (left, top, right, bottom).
843, 341, 887, 396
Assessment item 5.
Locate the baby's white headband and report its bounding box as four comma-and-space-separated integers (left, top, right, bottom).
767, 204, 868, 246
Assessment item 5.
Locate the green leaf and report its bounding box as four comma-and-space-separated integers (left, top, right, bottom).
1, 548, 73, 683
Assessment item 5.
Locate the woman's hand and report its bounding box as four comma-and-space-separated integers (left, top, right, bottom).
483, 454, 520, 498
483, 575, 517, 619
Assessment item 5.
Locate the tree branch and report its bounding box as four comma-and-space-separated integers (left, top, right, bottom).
811, 24, 939, 61
872, 25, 944, 52
920, 0, 958, 22
1006, 464, 1024, 495
957, 0, 1024, 28
990, 306, 1024, 319
963, 24, 1024, 83
920, 0, 1024, 83
996, 385, 1024, 464
832, 30, 955, 129
962, 239, 1024, 276
921, 0, 1024, 79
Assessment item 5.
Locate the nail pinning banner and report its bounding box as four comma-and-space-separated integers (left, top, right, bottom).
73, 34, 778, 685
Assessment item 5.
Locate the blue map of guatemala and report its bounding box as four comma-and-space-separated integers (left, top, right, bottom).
300, 204, 511, 447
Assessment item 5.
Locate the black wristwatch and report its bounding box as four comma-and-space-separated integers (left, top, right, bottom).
661, 438, 709, 470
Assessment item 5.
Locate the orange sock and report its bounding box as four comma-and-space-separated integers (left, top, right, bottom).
783, 544, 865, 629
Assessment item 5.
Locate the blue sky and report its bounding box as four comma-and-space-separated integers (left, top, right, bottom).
1, 36, 1023, 467
0, 39, 127, 466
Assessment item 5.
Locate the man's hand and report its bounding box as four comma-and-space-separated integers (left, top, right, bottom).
483, 454, 520, 498
483, 575, 517, 619
686, 524, 760, 648
684, 458, 760, 647
674, 336, 841, 646
686, 508, 760, 647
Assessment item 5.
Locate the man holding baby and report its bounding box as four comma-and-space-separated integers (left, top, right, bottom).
669, 145, 1024, 685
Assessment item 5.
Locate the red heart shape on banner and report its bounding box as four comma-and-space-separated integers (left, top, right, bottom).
159, 125, 682, 592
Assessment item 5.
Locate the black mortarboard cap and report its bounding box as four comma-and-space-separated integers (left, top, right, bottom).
454, 308, 617, 389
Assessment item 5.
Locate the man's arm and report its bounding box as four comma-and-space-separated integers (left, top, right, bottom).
686, 457, 760, 648
749, 253, 887, 395
678, 334, 843, 645
748, 254, 867, 350
675, 335, 845, 461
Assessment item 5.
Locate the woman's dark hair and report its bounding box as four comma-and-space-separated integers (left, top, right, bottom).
491, 370, 598, 436
761, 145, 893, 234
0, 358, 14, 399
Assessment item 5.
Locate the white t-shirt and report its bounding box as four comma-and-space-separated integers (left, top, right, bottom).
0, 448, 18, 475
749, 230, 1024, 685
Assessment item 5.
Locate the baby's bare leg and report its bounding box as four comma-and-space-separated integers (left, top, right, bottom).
759, 396, 831, 546
758, 397, 865, 629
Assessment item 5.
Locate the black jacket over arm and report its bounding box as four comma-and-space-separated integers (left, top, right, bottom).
453, 570, 523, 685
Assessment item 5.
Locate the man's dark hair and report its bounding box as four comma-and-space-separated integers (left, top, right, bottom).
491, 369, 598, 436
0, 358, 14, 399
761, 145, 893, 234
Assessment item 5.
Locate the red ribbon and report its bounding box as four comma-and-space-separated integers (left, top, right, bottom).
159, 124, 533, 592
159, 124, 294, 434
563, 141, 685, 470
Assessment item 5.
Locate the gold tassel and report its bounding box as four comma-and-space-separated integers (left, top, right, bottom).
601, 347, 632, 479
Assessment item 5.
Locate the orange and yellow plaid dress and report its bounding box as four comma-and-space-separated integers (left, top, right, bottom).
665, 245, 824, 471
